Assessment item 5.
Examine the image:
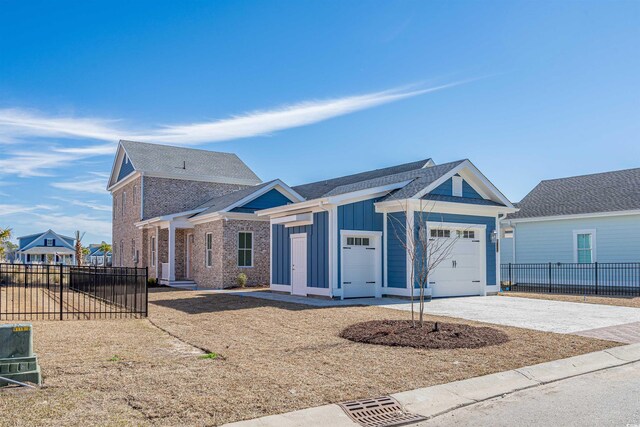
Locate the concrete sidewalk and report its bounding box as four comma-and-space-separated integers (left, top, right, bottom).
223, 343, 640, 427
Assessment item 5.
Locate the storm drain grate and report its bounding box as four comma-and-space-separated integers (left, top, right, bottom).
338, 396, 426, 427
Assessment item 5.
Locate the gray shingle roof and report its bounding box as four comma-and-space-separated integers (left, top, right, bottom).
120, 140, 261, 185
380, 161, 466, 202
507, 167, 640, 220
191, 181, 276, 217
292, 159, 433, 199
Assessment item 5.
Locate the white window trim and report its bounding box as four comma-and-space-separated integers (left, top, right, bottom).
205, 232, 213, 268
45, 238, 54, 247
150, 236, 156, 267
238, 231, 254, 268
573, 229, 596, 263
452, 175, 463, 197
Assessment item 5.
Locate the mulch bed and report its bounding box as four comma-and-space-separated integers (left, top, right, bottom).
340, 319, 510, 349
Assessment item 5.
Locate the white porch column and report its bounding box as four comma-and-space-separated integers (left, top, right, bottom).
155, 225, 160, 279
168, 222, 176, 281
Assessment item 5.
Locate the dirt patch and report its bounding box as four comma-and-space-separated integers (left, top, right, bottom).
340, 320, 509, 349
501, 292, 640, 308
0, 289, 620, 426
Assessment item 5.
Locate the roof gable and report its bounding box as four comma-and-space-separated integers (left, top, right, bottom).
19, 230, 75, 251
108, 140, 262, 190
190, 180, 304, 219
508, 167, 640, 220
292, 158, 433, 200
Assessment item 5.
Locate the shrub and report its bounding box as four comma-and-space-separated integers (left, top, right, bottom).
147, 277, 158, 287
236, 272, 248, 288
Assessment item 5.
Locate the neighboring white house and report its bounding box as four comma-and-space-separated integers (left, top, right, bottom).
15, 230, 77, 265
501, 167, 640, 264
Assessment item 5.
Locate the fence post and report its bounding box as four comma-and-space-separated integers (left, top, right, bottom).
594, 262, 598, 295
548, 262, 552, 293
508, 263, 512, 286
145, 266, 149, 317
59, 264, 64, 320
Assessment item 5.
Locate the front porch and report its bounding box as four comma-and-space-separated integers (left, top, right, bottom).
139, 216, 197, 288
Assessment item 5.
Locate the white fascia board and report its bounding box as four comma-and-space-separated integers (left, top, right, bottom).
375, 198, 518, 216
272, 213, 314, 225
503, 209, 640, 224
256, 198, 330, 217
188, 211, 266, 225
107, 141, 126, 190
135, 208, 206, 228
107, 171, 141, 192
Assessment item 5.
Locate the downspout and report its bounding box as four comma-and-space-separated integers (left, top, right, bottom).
140, 174, 145, 221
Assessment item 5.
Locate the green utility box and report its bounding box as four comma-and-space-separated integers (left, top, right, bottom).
0, 324, 42, 386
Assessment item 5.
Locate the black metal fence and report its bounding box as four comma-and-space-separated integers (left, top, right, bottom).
0, 263, 148, 320
501, 263, 640, 296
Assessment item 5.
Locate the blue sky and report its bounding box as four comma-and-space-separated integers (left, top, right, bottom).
1, 1, 639, 244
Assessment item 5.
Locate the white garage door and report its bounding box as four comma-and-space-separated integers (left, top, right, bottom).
428, 226, 484, 298
342, 234, 380, 298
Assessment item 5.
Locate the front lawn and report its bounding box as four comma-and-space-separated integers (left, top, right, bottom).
0, 289, 619, 426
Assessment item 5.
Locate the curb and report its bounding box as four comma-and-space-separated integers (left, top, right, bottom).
223, 343, 640, 426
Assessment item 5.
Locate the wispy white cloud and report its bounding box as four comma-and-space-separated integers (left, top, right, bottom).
0, 204, 38, 216
0, 108, 125, 144
51, 196, 111, 212
51, 177, 108, 194
0, 81, 472, 176
30, 212, 112, 238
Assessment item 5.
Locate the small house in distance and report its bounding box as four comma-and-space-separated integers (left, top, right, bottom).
15, 230, 77, 265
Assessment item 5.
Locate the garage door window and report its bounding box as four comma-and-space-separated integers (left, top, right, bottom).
430, 229, 450, 238
457, 230, 475, 239
347, 237, 370, 246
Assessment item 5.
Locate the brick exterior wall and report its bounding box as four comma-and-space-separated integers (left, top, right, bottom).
112, 175, 252, 273
111, 177, 143, 268
142, 176, 250, 219
192, 221, 225, 288
191, 219, 270, 289
221, 219, 270, 288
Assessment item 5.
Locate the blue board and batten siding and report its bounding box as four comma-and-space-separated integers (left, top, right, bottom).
387, 213, 407, 288
415, 213, 497, 286
337, 198, 384, 288
232, 189, 292, 213
430, 176, 483, 199
271, 211, 329, 288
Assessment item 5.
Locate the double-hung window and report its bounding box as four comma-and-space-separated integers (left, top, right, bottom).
151, 236, 156, 267
238, 232, 253, 267
575, 231, 595, 263
205, 233, 213, 267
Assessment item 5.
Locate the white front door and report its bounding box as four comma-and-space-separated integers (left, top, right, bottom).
341, 233, 380, 298
290, 234, 307, 296
428, 226, 484, 298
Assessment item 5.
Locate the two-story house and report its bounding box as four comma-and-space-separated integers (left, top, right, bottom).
107, 140, 301, 288
15, 230, 77, 264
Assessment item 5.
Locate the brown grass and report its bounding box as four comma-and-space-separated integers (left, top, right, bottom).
502, 292, 640, 308
0, 288, 619, 426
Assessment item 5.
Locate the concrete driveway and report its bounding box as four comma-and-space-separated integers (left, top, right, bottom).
368, 296, 640, 335
225, 291, 640, 339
